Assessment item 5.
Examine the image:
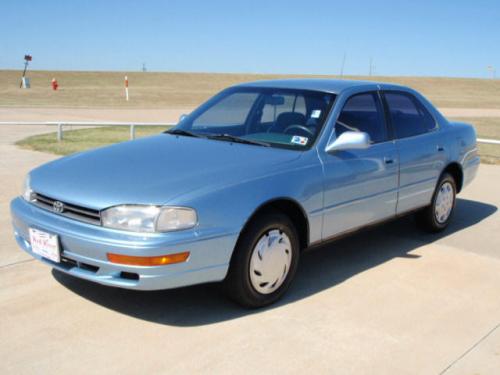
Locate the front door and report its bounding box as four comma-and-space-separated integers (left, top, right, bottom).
319, 92, 399, 239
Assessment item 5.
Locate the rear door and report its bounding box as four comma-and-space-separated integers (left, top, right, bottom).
382, 90, 446, 214
319, 91, 399, 239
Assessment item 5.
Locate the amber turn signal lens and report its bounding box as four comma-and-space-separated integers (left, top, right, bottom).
107, 251, 190, 266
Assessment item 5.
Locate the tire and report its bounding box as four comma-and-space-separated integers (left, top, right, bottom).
224, 210, 300, 308
416, 173, 457, 233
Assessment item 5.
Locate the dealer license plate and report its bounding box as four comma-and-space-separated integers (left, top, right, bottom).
29, 228, 60, 263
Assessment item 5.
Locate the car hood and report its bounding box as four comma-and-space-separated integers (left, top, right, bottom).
30, 134, 302, 210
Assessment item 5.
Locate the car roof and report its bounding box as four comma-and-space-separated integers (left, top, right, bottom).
236, 78, 407, 94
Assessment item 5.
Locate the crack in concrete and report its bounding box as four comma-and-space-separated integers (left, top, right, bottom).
0, 258, 35, 269
439, 322, 500, 374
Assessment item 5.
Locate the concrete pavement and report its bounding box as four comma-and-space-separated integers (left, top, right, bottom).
0, 126, 56, 267
1, 120, 499, 374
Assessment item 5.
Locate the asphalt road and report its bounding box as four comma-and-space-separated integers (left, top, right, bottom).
1, 121, 499, 375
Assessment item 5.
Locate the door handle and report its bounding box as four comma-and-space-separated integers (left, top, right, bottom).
437, 146, 445, 152
384, 157, 394, 164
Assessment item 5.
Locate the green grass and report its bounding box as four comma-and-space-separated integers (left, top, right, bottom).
2, 70, 500, 109
16, 121, 500, 164
16, 126, 171, 155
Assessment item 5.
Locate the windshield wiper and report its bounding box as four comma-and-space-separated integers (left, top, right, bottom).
165, 129, 205, 138
207, 133, 270, 147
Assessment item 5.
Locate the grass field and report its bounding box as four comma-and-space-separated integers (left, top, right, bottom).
16, 119, 500, 164
2, 70, 500, 109
6, 69, 500, 163
449, 117, 500, 139
16, 126, 171, 155
453, 116, 500, 163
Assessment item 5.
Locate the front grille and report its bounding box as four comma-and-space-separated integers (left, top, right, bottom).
32, 192, 101, 225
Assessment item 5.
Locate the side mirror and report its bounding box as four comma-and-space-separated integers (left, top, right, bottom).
325, 131, 371, 153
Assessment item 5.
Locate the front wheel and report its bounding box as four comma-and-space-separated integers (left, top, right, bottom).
224, 210, 300, 308
416, 173, 457, 233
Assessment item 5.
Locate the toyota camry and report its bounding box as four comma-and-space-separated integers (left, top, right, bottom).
11, 79, 479, 307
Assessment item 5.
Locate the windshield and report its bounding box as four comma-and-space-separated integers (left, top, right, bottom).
172, 87, 336, 150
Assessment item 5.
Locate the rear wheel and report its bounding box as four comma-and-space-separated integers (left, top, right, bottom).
224, 210, 300, 308
416, 173, 456, 233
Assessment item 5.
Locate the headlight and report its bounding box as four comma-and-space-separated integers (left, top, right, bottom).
22, 174, 34, 202
101, 205, 197, 233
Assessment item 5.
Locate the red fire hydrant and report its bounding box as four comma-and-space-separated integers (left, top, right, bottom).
51, 78, 59, 91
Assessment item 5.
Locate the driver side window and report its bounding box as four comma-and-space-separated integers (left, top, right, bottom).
336, 92, 388, 144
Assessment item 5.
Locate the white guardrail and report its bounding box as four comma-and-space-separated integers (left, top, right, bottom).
0, 121, 175, 141
477, 138, 500, 145
0, 121, 499, 144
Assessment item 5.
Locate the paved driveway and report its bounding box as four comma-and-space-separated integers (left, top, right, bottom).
1, 123, 499, 375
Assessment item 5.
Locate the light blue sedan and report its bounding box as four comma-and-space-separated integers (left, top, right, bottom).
11, 79, 479, 307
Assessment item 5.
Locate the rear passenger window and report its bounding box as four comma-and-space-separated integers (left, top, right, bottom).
384, 92, 436, 138
336, 92, 388, 143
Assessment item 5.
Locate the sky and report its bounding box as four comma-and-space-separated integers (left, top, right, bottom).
1, 0, 499, 78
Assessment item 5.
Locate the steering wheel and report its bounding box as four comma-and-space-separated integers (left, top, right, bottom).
284, 125, 314, 137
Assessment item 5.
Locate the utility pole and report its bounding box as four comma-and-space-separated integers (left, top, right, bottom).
340, 52, 346, 77
142, 62, 147, 73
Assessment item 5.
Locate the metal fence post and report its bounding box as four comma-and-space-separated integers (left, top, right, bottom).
130, 124, 135, 140
57, 123, 63, 142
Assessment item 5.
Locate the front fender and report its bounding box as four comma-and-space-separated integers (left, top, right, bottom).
171, 154, 324, 248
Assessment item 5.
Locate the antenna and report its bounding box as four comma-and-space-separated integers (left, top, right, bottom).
369, 57, 375, 77
340, 52, 346, 77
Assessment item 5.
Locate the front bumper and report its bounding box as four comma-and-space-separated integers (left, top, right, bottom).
11, 197, 238, 290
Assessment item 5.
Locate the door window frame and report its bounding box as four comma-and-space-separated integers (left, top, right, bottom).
333, 90, 392, 145
380, 90, 439, 140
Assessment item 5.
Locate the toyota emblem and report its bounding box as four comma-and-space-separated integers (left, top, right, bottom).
53, 201, 64, 213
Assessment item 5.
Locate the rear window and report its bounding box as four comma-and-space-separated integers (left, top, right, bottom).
260, 93, 307, 123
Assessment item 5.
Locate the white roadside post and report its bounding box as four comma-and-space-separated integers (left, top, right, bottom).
57, 123, 63, 141
125, 76, 129, 101
130, 124, 135, 140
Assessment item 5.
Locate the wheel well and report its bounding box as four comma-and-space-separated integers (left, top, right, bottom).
244, 199, 309, 250
443, 162, 463, 193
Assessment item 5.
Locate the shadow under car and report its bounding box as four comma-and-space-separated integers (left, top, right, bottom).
52, 198, 497, 326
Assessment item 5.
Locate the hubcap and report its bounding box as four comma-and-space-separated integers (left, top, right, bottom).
434, 181, 454, 224
249, 229, 292, 295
